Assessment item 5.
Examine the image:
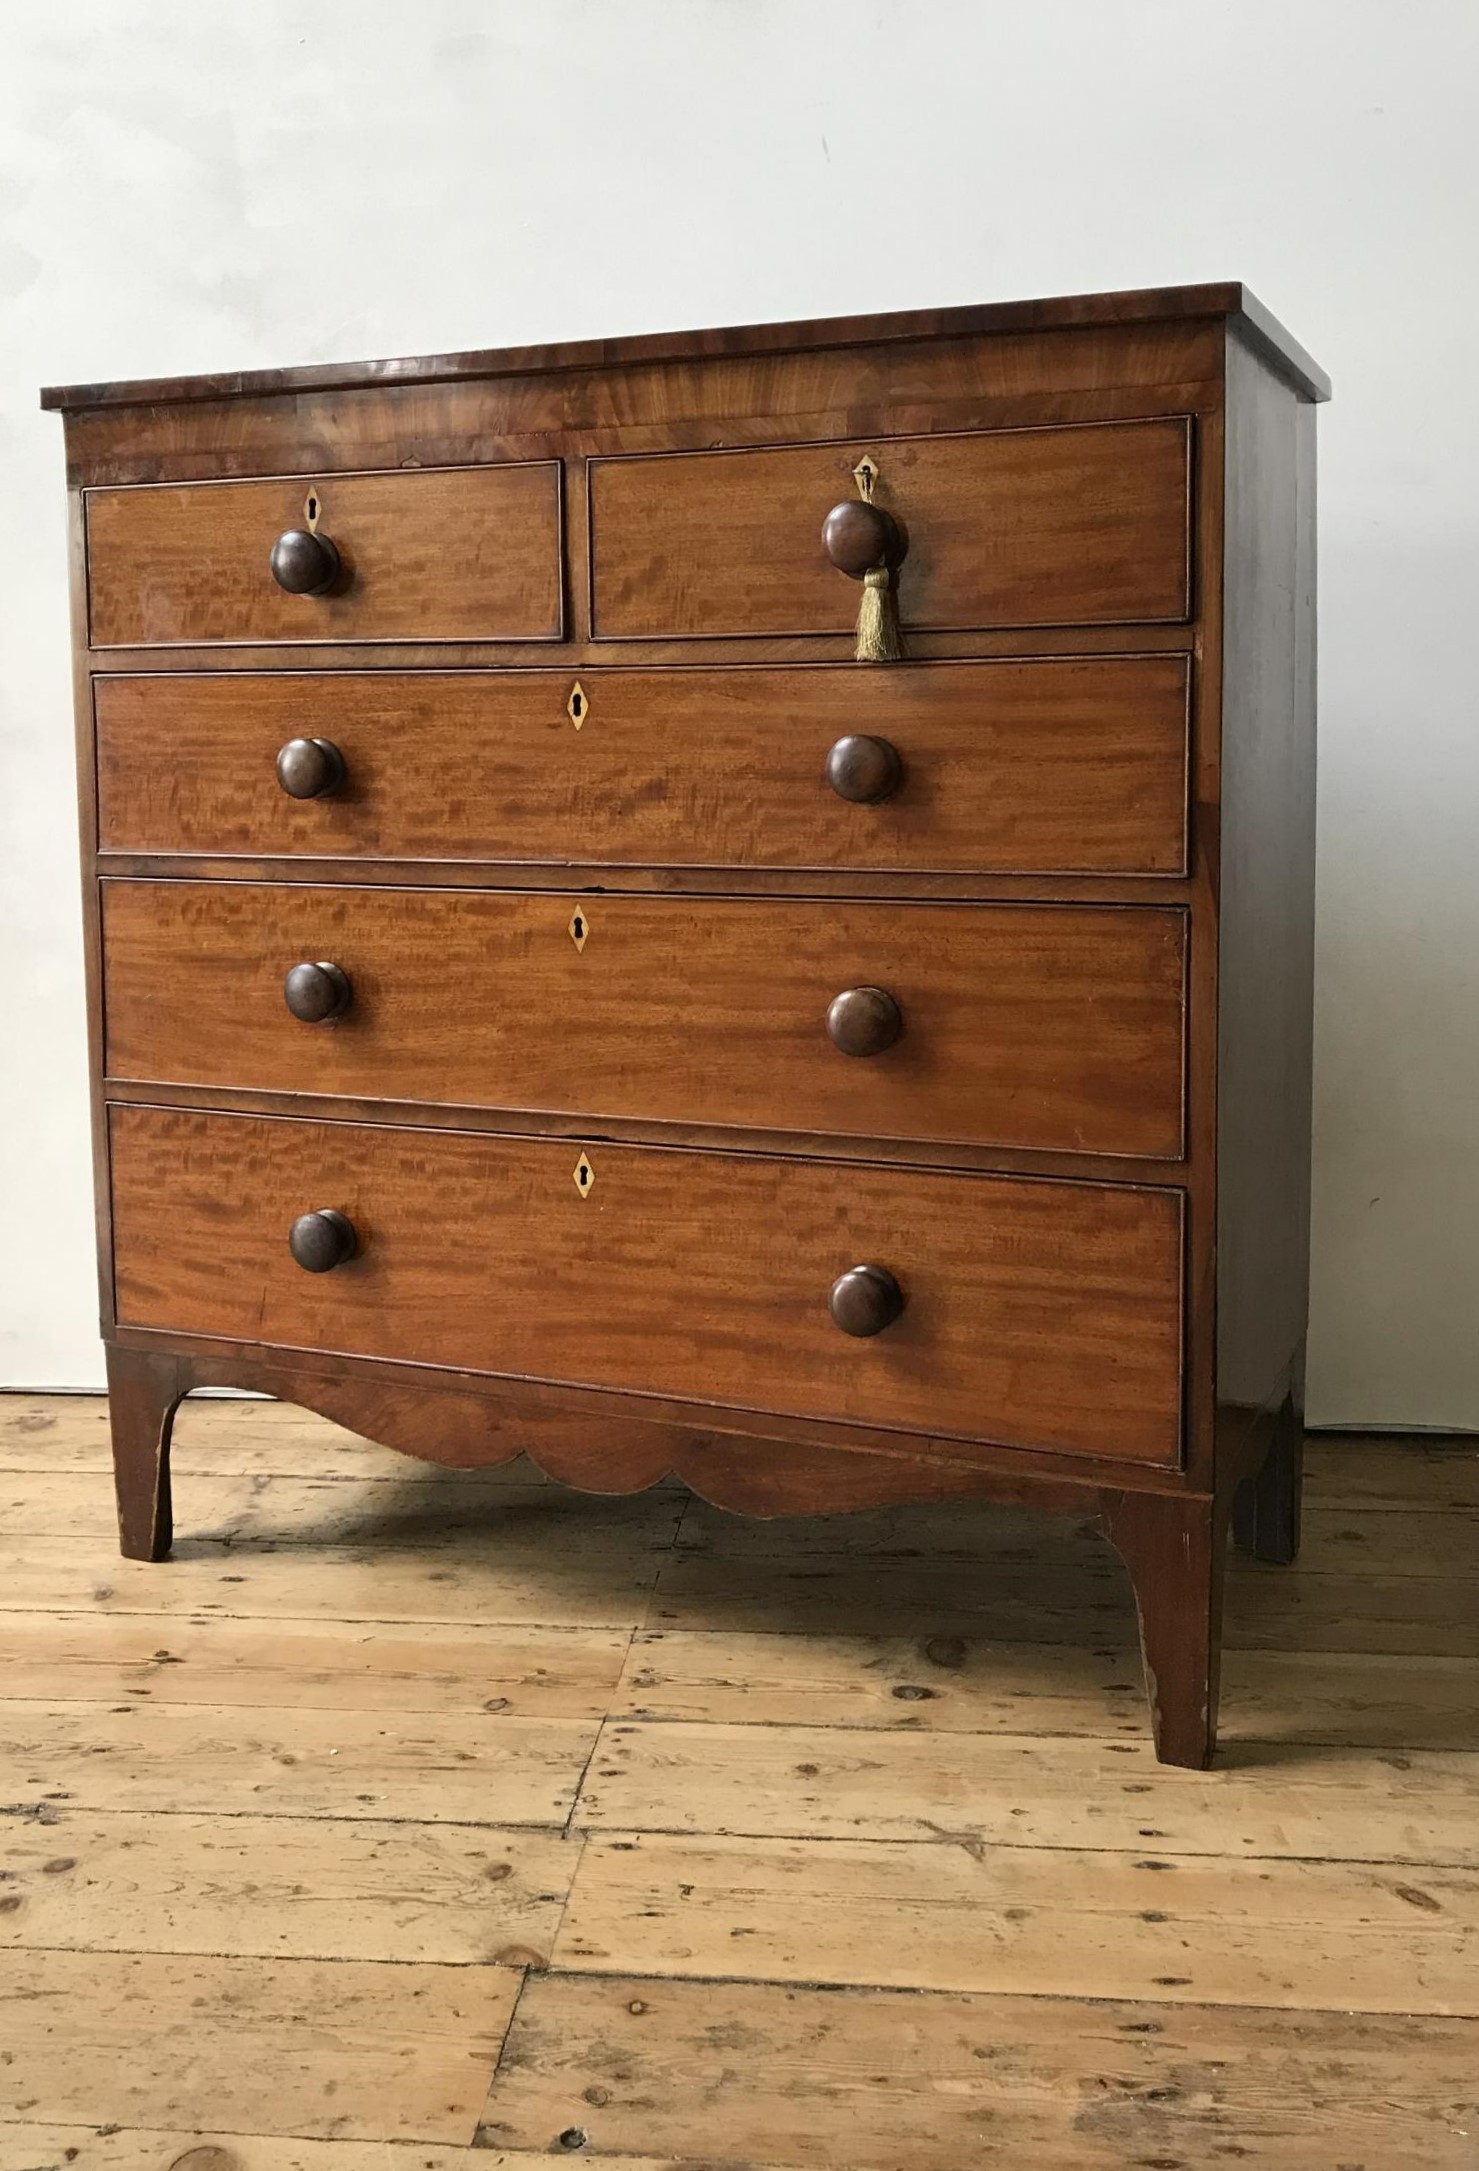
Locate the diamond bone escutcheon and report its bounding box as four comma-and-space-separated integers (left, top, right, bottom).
573, 1153, 595, 1199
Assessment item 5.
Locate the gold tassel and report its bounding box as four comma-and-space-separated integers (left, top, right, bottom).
855, 562, 904, 664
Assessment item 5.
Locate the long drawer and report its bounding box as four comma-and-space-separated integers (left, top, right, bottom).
84, 464, 564, 647
109, 1106, 1185, 1464
101, 883, 1188, 1157
589, 419, 1192, 638
94, 657, 1191, 875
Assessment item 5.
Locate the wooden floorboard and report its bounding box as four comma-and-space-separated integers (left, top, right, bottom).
675, 1490, 1475, 1574
552, 1828, 1479, 2011
0, 1701, 597, 1823
0, 1809, 578, 1965
482, 1973, 1479, 2170
1, 1392, 1477, 2169
0, 2137, 688, 2171
0, 1611, 628, 1716
573, 1716, 1479, 1857
0, 1529, 670, 1629
617, 1625, 1479, 1747
1, 1467, 687, 1546
646, 1545, 1479, 1653
0, 1947, 514, 2142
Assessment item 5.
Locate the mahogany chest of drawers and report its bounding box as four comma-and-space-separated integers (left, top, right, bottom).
44, 283, 1328, 1767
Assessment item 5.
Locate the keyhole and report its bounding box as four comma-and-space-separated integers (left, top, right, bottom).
577, 1165, 590, 1190
571, 690, 584, 721
573, 913, 585, 941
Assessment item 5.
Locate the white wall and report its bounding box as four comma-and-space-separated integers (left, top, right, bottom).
2, 0, 1475, 1424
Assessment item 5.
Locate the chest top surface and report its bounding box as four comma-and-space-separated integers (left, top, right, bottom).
40, 280, 1329, 412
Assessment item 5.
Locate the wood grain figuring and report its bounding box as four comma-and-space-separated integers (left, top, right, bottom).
101, 883, 1189, 1157
84, 463, 563, 647
107, 1107, 1185, 1463
94, 655, 1192, 875
589, 419, 1191, 637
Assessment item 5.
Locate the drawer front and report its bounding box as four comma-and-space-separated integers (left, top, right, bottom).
589, 420, 1191, 639
110, 1107, 1185, 1464
102, 883, 1188, 1158
95, 656, 1190, 877
85, 465, 564, 648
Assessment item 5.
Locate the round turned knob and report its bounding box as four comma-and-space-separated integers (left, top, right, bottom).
283, 960, 352, 1023
822, 499, 906, 579
829, 1264, 904, 1338
270, 528, 342, 597
827, 985, 903, 1058
826, 733, 903, 804
288, 1208, 358, 1274
276, 737, 346, 800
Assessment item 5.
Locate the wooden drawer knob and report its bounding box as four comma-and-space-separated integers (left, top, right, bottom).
276, 737, 346, 799
270, 528, 342, 597
822, 499, 906, 579
829, 1263, 904, 1337
288, 1208, 358, 1273
826, 734, 902, 804
283, 960, 352, 1022
827, 985, 903, 1057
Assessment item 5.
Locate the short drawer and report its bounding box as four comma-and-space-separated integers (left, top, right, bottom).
101, 882, 1188, 1158
84, 463, 564, 648
95, 656, 1190, 877
109, 1106, 1185, 1465
589, 419, 1191, 639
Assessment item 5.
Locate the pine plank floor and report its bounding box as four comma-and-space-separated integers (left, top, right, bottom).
1, 1393, 1476, 2170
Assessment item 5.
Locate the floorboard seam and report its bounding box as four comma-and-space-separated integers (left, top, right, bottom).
501, 1957, 1451, 2017
554, 1823, 1479, 1868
